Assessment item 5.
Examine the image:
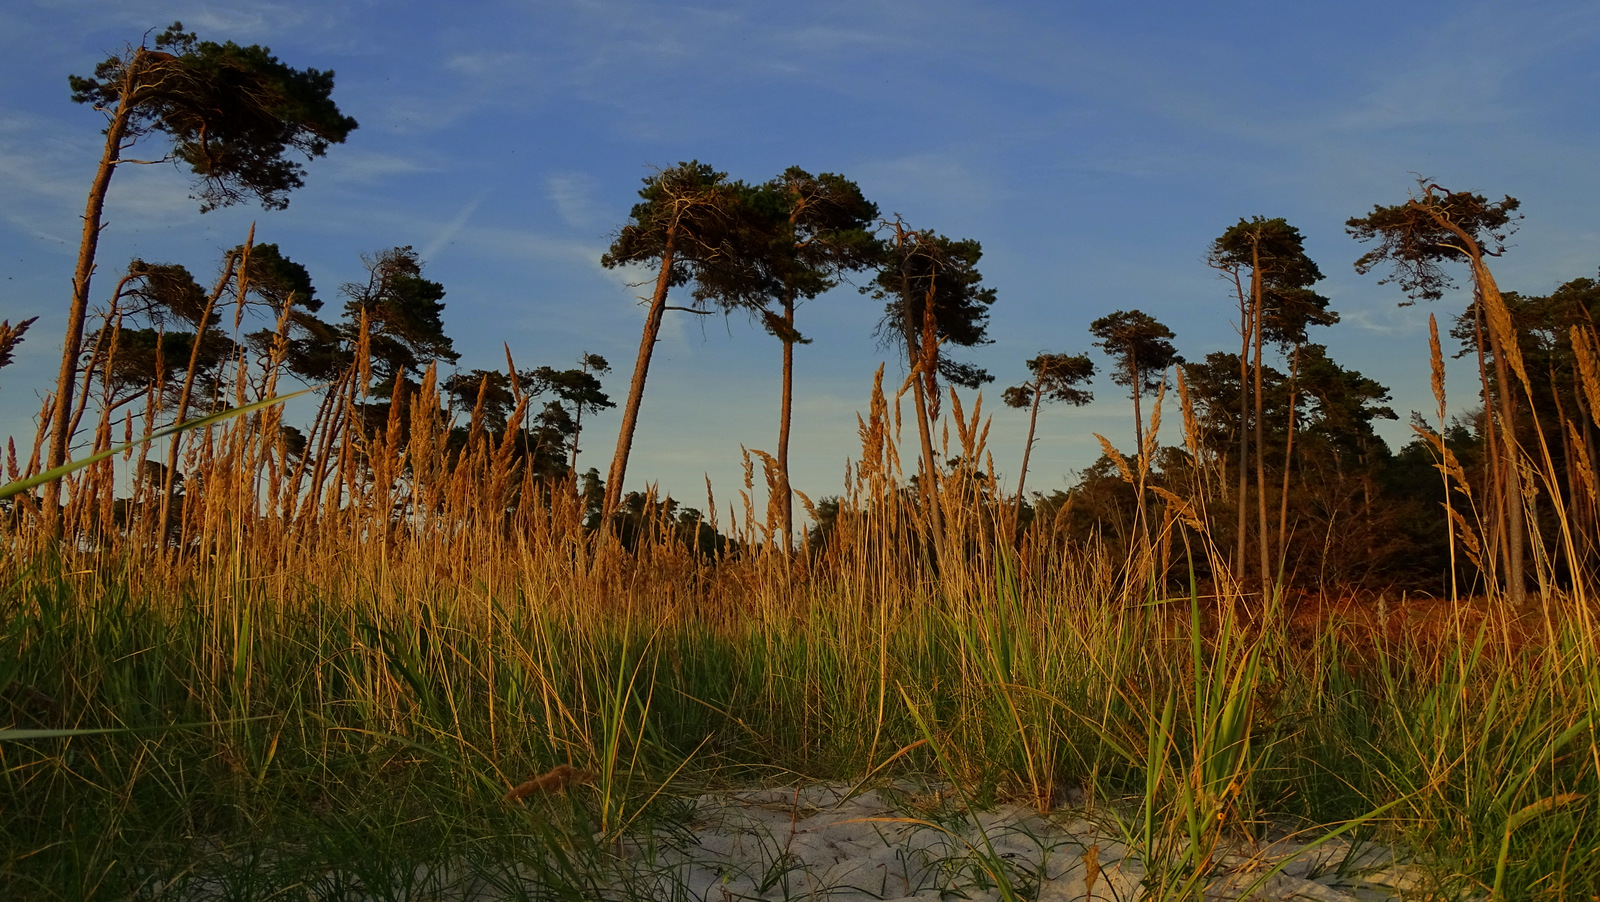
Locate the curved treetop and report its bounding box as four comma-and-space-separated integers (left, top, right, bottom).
69, 22, 359, 212
1346, 183, 1521, 304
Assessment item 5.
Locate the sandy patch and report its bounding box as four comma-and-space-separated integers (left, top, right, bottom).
603, 783, 1454, 901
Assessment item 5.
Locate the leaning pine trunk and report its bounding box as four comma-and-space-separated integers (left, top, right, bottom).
1013, 381, 1043, 535
45, 55, 144, 529
776, 293, 797, 549
604, 230, 677, 518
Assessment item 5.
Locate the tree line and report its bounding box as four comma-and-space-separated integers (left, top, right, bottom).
3, 23, 1598, 599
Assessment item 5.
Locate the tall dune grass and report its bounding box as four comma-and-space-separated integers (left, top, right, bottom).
2, 323, 1597, 899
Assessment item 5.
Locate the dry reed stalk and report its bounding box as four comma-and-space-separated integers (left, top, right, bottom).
743, 446, 784, 545
1475, 260, 1533, 401
856, 365, 888, 487
1177, 366, 1200, 464
1094, 434, 1135, 485
26, 391, 54, 481
1566, 421, 1597, 509
1429, 314, 1460, 601
1574, 326, 1600, 428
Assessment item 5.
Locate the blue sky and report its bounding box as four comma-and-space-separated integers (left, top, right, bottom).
3, 0, 1598, 523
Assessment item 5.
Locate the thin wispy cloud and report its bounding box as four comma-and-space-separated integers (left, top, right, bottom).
547, 173, 603, 230
322, 150, 434, 184
421, 189, 489, 262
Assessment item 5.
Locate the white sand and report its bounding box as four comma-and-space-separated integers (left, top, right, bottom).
604, 783, 1454, 902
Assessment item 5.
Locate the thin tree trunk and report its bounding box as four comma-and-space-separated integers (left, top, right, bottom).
604, 232, 677, 518
909, 355, 943, 545
1131, 355, 1149, 557
776, 294, 796, 549
904, 280, 944, 546
1277, 344, 1301, 583
1473, 305, 1504, 587
1235, 277, 1251, 584
1490, 340, 1525, 604
568, 400, 583, 473
1013, 382, 1043, 534
568, 355, 590, 474
1132, 357, 1146, 455
46, 68, 139, 528
1251, 249, 1271, 597
1477, 268, 1526, 606
1576, 359, 1599, 568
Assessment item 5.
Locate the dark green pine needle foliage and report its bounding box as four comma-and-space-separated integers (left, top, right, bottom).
340, 246, 458, 396
236, 242, 321, 315
1088, 310, 1180, 400
529, 362, 614, 421
69, 23, 359, 212
1209, 216, 1336, 344
1003, 353, 1095, 410
122, 259, 213, 328
1346, 188, 1522, 304
870, 228, 999, 391
91, 260, 233, 411
601, 161, 757, 307
741, 168, 881, 344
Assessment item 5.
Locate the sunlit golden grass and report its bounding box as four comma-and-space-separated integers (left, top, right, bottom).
2, 330, 1598, 899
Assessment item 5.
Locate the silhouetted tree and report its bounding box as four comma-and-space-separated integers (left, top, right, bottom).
743, 168, 879, 543
48, 22, 355, 519
869, 220, 998, 539
530, 354, 615, 472
1089, 310, 1180, 457
340, 246, 458, 399
1208, 217, 1330, 592
1455, 276, 1600, 576
1348, 182, 1526, 602
1003, 352, 1094, 528
599, 161, 767, 516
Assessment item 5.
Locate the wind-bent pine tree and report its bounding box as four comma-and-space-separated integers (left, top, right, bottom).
1003, 352, 1094, 528
1089, 310, 1179, 459
1208, 217, 1329, 594
1347, 182, 1525, 604
742, 168, 878, 545
339, 246, 459, 397
528, 354, 614, 472
599, 162, 764, 518
48, 22, 356, 521
869, 219, 998, 541
1089, 310, 1179, 550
